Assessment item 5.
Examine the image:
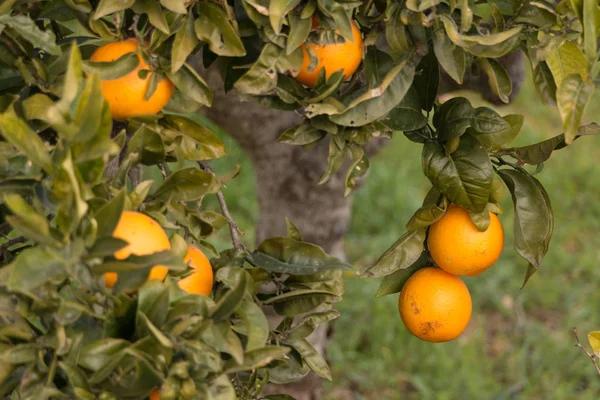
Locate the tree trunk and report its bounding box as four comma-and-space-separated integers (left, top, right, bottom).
203, 66, 351, 400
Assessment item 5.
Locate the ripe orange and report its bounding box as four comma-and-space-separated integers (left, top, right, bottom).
149, 389, 160, 400
427, 205, 504, 276
177, 245, 214, 296
90, 38, 174, 121
293, 20, 363, 88
105, 211, 171, 288
398, 267, 472, 342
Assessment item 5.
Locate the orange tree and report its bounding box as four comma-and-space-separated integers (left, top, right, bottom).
1, 0, 600, 398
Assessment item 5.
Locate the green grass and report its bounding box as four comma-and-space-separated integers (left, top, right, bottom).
199, 70, 600, 399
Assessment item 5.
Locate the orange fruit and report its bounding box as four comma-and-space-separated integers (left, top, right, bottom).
293, 20, 363, 88
149, 389, 160, 400
105, 211, 171, 288
90, 38, 174, 121
427, 205, 504, 276
177, 245, 214, 296
398, 267, 472, 342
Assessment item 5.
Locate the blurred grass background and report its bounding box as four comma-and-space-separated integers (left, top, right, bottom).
198, 67, 600, 399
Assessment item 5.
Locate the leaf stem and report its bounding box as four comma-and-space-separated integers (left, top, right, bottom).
572, 327, 600, 376
197, 162, 247, 252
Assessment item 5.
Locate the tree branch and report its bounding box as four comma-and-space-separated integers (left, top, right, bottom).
0, 236, 27, 258
573, 328, 600, 377
198, 162, 247, 252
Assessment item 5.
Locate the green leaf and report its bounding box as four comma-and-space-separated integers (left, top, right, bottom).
318, 135, 345, 184
498, 169, 553, 270
78, 339, 129, 371
288, 339, 331, 380
171, 14, 199, 74
285, 218, 303, 241
432, 27, 465, 84
406, 0, 441, 12
160, 0, 187, 13
0, 113, 52, 173
507, 123, 600, 164
131, 0, 169, 33
362, 229, 426, 278
375, 253, 429, 297
413, 51, 439, 111
433, 97, 474, 140
588, 331, 600, 356
473, 114, 524, 151
7, 247, 66, 293
469, 208, 491, 232
316, 0, 353, 40
93, 0, 135, 19
82, 52, 139, 80
211, 271, 248, 320
330, 56, 417, 127
546, 41, 588, 87
406, 187, 445, 231
225, 346, 291, 373
151, 167, 214, 202
237, 301, 270, 351
284, 310, 339, 341
471, 107, 509, 134
532, 61, 558, 109
422, 135, 493, 213
137, 280, 170, 329
268, 290, 340, 317
278, 120, 325, 145
0, 344, 38, 364
129, 180, 154, 209
557, 74, 594, 144
583, 0, 600, 67
167, 64, 213, 107
163, 115, 225, 160
270, 0, 301, 34
95, 189, 126, 237
385, 5, 412, 56
479, 58, 512, 104
0, 15, 61, 56
380, 86, 428, 131
344, 144, 369, 196
287, 13, 311, 55
251, 237, 351, 274
195, 2, 246, 57
4, 193, 55, 246
127, 124, 165, 165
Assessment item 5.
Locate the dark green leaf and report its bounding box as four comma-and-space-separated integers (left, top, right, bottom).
167, 64, 213, 107
532, 61, 558, 109
287, 13, 311, 55
211, 271, 248, 320
225, 346, 291, 373
471, 107, 509, 134
0, 15, 61, 55
498, 169, 553, 270
380, 86, 427, 131
82, 52, 139, 80
288, 339, 331, 380
95, 189, 126, 237
363, 229, 426, 278
433, 97, 474, 140
473, 114, 523, 151
422, 135, 493, 212
413, 51, 439, 111
375, 253, 429, 297
433, 28, 465, 84
171, 14, 199, 73
278, 120, 326, 145
93, 0, 135, 19
7, 247, 66, 293
237, 301, 270, 351
163, 115, 225, 160
127, 124, 165, 165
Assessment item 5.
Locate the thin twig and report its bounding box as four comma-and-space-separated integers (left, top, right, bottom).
157, 164, 168, 179
573, 328, 600, 377
198, 162, 247, 251
0, 236, 27, 257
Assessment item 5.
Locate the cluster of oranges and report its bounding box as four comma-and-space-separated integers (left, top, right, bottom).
90, 18, 364, 121
398, 205, 504, 343
106, 210, 213, 296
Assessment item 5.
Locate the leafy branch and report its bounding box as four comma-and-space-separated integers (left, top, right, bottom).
198, 161, 247, 252
572, 328, 600, 377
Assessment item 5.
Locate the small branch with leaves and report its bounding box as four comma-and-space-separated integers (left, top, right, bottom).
198, 161, 247, 252
0, 236, 27, 259
572, 328, 600, 377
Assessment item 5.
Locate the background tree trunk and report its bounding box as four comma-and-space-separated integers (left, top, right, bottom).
199, 50, 525, 400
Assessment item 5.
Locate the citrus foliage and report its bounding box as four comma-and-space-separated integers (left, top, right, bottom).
0, 41, 347, 400
1, 0, 600, 396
